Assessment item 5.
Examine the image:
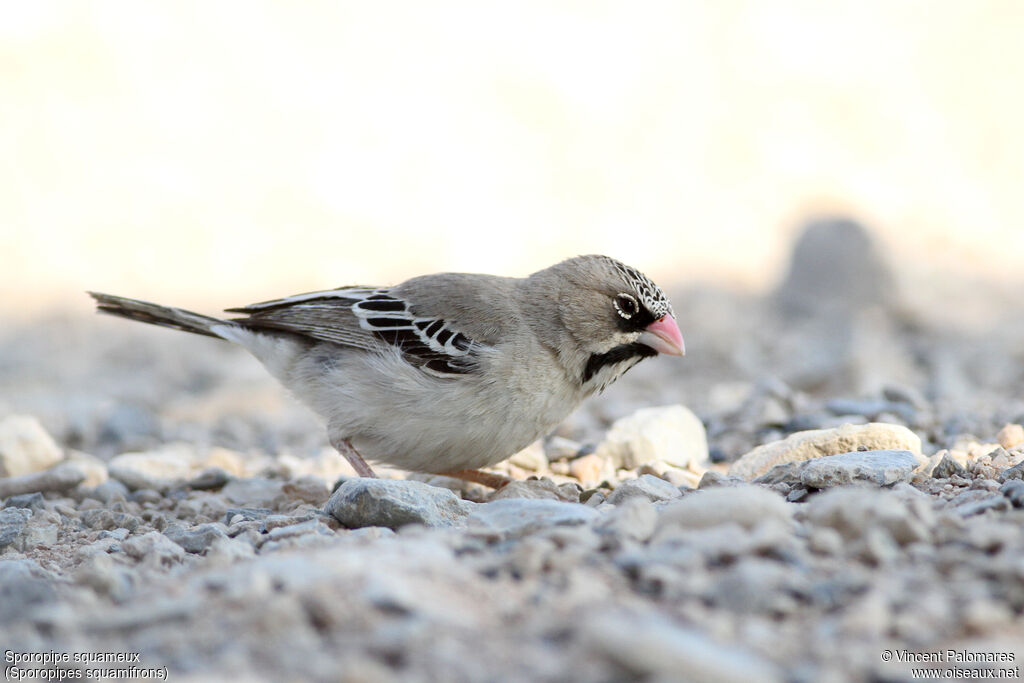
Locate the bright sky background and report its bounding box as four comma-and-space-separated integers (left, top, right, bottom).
2, 1, 1022, 313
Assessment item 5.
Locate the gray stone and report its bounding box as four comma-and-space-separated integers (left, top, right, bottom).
593, 497, 657, 542
0, 462, 86, 498
0, 415, 63, 478
224, 507, 273, 524
80, 509, 141, 532
606, 474, 682, 504
164, 523, 230, 553
14, 523, 58, 551
325, 478, 474, 530
0, 507, 32, 550
730, 423, 922, 480
88, 479, 131, 503
595, 405, 709, 470
1001, 479, 1024, 508
468, 498, 597, 538
799, 450, 919, 488
122, 531, 186, 565
998, 461, 1024, 483
955, 495, 1010, 517
932, 451, 968, 479
3, 492, 45, 511
186, 467, 232, 490
489, 478, 579, 502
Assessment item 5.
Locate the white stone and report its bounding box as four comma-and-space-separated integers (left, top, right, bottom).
0, 415, 63, 478
596, 405, 709, 470
107, 448, 195, 491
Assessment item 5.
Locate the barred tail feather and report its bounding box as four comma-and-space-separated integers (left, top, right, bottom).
88, 292, 226, 340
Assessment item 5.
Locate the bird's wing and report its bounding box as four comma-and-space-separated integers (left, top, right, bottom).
226, 286, 486, 375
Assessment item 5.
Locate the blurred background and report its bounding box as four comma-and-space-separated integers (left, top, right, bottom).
2, 1, 1022, 312
1, 2, 1022, 461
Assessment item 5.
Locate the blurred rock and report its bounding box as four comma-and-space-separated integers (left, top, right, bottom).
606, 474, 682, 504
507, 441, 548, 471
325, 478, 473, 530
596, 405, 708, 470
0, 461, 87, 498
997, 423, 1024, 450
0, 415, 63, 477
107, 448, 194, 491
798, 450, 918, 488
931, 451, 968, 479
0, 507, 31, 550
729, 422, 922, 480
489, 478, 578, 502
776, 217, 892, 318
657, 485, 791, 531
569, 452, 612, 486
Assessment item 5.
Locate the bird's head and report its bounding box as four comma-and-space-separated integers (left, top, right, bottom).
525, 255, 685, 391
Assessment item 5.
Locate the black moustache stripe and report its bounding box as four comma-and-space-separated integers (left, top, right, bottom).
582, 342, 657, 384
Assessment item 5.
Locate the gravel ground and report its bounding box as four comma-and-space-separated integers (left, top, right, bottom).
2, 223, 1024, 682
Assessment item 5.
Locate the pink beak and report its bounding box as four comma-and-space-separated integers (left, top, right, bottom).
639, 314, 685, 356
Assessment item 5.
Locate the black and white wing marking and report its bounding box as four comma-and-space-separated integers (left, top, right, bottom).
228, 288, 482, 376
349, 291, 480, 375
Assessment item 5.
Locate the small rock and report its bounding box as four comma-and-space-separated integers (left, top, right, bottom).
998, 461, 1024, 483
108, 448, 194, 491
658, 485, 792, 531
0, 415, 63, 478
0, 507, 32, 550
3, 492, 45, 511
0, 559, 57, 620
224, 507, 273, 524
955, 495, 1010, 517
996, 423, 1024, 450
88, 479, 131, 504
799, 450, 919, 488
14, 523, 58, 551
593, 497, 657, 542
468, 498, 597, 539
325, 479, 474, 530
80, 509, 140, 532
489, 478, 579, 502
931, 451, 968, 479
804, 487, 932, 546
606, 474, 682, 504
64, 450, 109, 487
163, 523, 230, 553
1001, 479, 1024, 508
122, 531, 186, 564
569, 453, 611, 486
0, 462, 87, 498
595, 405, 709, 470
186, 467, 232, 490
729, 422, 922, 480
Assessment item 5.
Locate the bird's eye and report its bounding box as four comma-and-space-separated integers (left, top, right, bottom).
614, 293, 639, 318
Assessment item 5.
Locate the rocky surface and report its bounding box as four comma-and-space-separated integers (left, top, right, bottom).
2, 227, 1024, 681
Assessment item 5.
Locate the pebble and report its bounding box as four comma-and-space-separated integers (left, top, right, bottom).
324, 478, 474, 530
489, 478, 579, 502
930, 450, 968, 479
568, 453, 611, 486
222, 477, 286, 508
88, 479, 131, 503
657, 485, 792, 531
0, 415, 64, 477
0, 507, 32, 550
1000, 480, 1024, 507
996, 423, 1024, 450
595, 405, 709, 470
606, 474, 682, 504
0, 462, 87, 498
729, 422, 922, 480
162, 522, 229, 554
507, 441, 548, 471
107, 449, 194, 491
3, 492, 45, 511
998, 460, 1024, 483
798, 450, 919, 488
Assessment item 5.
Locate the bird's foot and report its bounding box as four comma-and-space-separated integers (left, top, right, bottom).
332, 438, 378, 478
439, 469, 512, 489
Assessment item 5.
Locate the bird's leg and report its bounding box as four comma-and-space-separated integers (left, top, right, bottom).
440, 469, 512, 489
332, 437, 378, 478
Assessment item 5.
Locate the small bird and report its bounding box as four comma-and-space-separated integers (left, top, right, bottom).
89, 255, 684, 487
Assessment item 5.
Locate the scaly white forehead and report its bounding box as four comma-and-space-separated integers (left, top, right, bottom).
602, 257, 674, 319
